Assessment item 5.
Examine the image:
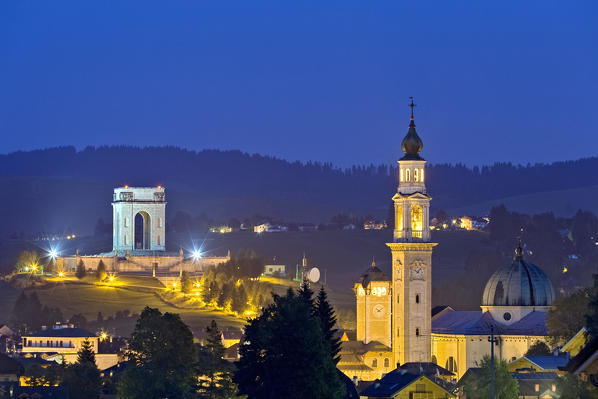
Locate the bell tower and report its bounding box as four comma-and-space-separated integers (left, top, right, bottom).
387, 98, 437, 365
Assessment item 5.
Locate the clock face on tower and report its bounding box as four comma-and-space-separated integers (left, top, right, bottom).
373, 304, 386, 318
410, 265, 424, 280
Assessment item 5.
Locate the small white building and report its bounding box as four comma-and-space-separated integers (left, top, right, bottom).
263, 264, 286, 277
254, 223, 288, 233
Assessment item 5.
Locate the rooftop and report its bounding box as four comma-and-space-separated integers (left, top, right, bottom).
432, 309, 548, 336
26, 327, 96, 338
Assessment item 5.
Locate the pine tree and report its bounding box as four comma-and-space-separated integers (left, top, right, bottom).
235, 287, 346, 399
297, 278, 314, 308
217, 283, 232, 309
46, 258, 55, 274
180, 271, 193, 294
64, 338, 101, 399
75, 260, 86, 279
78, 339, 97, 364
198, 320, 238, 398
315, 286, 342, 365
96, 260, 107, 281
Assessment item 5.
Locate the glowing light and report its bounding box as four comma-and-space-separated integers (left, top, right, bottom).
195, 292, 199, 296
563, 266, 568, 273
31, 264, 38, 272
72, 234, 76, 238
24, 266, 29, 272
100, 332, 108, 341
372, 286, 387, 296
192, 250, 201, 260
109, 275, 115, 282
124, 185, 129, 188
157, 185, 163, 189
66, 236, 71, 240
49, 249, 58, 258
172, 282, 177, 288
58, 272, 64, 277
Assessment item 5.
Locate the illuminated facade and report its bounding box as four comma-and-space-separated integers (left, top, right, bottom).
354, 260, 392, 347
388, 102, 436, 365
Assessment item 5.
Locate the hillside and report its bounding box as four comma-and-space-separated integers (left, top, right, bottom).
2, 146, 598, 237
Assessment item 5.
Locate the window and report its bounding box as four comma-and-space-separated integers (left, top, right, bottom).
416, 328, 420, 336
535, 384, 539, 392
158, 217, 162, 228
431, 355, 437, 365
124, 235, 127, 245
157, 235, 161, 245
384, 358, 389, 367
415, 384, 426, 393
397, 328, 400, 337
397, 295, 400, 304
446, 357, 457, 373
420, 168, 424, 182
406, 168, 411, 182
372, 359, 377, 368
411, 205, 423, 235
552, 384, 556, 392
415, 294, 420, 304
124, 217, 128, 228
414, 168, 419, 182
400, 168, 404, 182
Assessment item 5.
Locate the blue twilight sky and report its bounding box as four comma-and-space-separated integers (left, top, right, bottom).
0, 1, 596, 167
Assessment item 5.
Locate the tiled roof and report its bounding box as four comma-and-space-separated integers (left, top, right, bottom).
512, 371, 558, 380
524, 355, 569, 370
26, 327, 95, 338
399, 362, 454, 377
432, 310, 548, 336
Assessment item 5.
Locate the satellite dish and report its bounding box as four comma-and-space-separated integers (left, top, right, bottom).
307, 267, 320, 283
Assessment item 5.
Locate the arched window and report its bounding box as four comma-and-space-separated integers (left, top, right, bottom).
124, 217, 128, 228
124, 235, 127, 245
406, 168, 411, 182
415, 294, 420, 304
158, 217, 162, 228
414, 168, 419, 182
416, 328, 420, 336
431, 355, 437, 365
400, 168, 404, 182
384, 358, 389, 368
411, 205, 423, 236
372, 359, 378, 368
420, 168, 424, 182
157, 235, 161, 245
396, 205, 403, 232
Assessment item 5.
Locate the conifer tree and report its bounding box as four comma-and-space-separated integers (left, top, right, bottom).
315, 286, 342, 365
198, 320, 238, 398
63, 338, 101, 399
96, 260, 107, 281
75, 260, 86, 279
180, 271, 193, 294
297, 278, 314, 308
235, 287, 345, 399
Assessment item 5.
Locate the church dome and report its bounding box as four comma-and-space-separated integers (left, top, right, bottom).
401, 116, 424, 160
359, 260, 390, 287
482, 244, 555, 307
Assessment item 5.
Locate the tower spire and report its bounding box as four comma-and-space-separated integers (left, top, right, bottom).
371, 256, 376, 268
409, 96, 416, 122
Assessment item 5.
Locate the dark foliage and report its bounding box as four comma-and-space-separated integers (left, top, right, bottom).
235, 288, 345, 399
197, 320, 238, 398
118, 307, 198, 399
75, 260, 86, 279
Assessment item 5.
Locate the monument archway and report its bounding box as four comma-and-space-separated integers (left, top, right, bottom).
134, 211, 151, 250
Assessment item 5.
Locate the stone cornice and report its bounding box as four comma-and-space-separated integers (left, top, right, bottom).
386, 242, 438, 251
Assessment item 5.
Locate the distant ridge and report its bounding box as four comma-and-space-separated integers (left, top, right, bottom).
1, 146, 598, 236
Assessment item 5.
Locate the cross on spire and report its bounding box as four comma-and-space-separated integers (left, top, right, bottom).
409, 97, 416, 120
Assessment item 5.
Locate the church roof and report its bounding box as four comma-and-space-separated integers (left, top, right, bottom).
358, 260, 390, 287
432, 309, 548, 336
523, 355, 569, 371
360, 371, 452, 398
482, 244, 555, 307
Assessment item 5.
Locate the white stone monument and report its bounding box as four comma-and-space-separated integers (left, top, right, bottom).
112, 186, 166, 252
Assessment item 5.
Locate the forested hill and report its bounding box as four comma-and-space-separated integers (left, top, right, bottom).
2, 146, 598, 236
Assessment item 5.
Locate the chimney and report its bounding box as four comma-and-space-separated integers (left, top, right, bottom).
352, 376, 358, 386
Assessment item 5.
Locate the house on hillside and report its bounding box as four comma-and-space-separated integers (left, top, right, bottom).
254, 223, 288, 233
